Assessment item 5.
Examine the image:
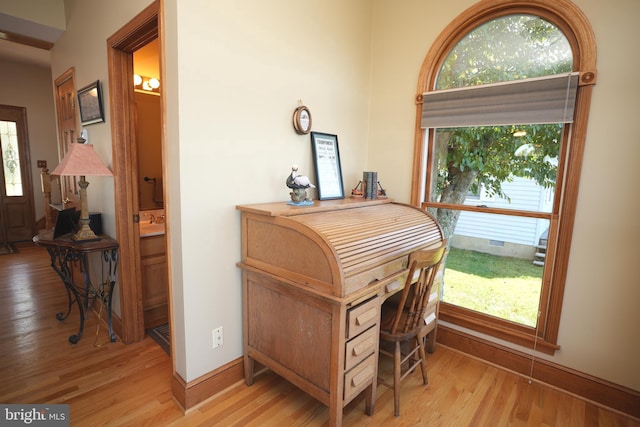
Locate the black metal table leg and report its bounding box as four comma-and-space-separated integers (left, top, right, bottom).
49, 249, 74, 322
35, 233, 120, 345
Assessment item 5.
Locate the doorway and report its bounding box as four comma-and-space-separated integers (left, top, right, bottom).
133, 40, 170, 339
0, 105, 36, 245
106, 1, 168, 346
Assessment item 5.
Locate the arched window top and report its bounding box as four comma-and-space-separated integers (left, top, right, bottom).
415, 0, 597, 100
436, 15, 573, 90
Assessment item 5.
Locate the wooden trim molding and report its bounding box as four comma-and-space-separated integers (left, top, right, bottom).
172, 358, 246, 411
0, 29, 54, 50
439, 304, 560, 355
437, 326, 640, 419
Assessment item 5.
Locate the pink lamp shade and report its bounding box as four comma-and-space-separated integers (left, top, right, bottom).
51, 143, 113, 177
50, 142, 112, 241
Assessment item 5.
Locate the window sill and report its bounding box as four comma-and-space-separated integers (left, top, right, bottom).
439, 302, 560, 355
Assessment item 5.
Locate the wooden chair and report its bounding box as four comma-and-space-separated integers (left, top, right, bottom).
378, 242, 447, 417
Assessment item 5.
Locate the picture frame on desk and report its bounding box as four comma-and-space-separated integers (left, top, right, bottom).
310, 132, 345, 200
77, 80, 105, 125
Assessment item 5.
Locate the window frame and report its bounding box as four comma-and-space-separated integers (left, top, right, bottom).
411, 0, 597, 354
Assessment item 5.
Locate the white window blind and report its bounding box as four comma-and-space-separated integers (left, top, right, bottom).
421, 72, 579, 128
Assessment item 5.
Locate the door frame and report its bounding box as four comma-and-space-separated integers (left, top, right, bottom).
107, 0, 165, 344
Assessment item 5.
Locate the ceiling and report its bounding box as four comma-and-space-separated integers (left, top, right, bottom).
0, 6, 158, 80
0, 38, 51, 67
0, 7, 63, 67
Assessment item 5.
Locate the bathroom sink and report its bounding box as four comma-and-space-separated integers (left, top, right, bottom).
139, 222, 165, 237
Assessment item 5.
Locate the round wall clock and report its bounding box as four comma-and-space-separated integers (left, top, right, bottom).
293, 105, 312, 135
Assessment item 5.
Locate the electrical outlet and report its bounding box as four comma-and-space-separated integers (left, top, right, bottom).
37, 160, 47, 168
212, 327, 223, 349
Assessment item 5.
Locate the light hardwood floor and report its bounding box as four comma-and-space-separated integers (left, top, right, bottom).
1, 242, 638, 426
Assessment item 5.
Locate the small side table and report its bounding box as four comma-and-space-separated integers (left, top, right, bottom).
33, 231, 119, 344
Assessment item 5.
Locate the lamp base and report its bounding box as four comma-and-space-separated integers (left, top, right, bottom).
72, 222, 101, 242
73, 179, 101, 242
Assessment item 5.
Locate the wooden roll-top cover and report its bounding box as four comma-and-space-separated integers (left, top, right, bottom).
237, 199, 444, 298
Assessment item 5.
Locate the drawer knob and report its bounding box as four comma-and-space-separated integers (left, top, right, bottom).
351, 365, 374, 387
356, 308, 377, 326
385, 280, 400, 293
352, 337, 374, 356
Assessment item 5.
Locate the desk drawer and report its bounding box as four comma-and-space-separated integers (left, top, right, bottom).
345, 326, 377, 371
346, 297, 379, 340
344, 354, 375, 403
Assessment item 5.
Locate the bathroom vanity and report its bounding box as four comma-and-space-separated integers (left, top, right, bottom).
139, 210, 168, 329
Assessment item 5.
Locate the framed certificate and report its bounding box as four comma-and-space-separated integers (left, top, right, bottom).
310, 132, 344, 200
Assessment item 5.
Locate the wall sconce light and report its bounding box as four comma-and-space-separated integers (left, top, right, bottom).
134, 74, 160, 94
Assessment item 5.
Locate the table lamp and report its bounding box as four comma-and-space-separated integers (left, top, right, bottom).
51, 141, 113, 242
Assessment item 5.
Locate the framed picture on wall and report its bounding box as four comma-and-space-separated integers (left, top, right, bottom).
77, 80, 105, 125
311, 132, 345, 200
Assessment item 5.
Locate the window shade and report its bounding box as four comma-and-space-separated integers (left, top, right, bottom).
421, 72, 579, 128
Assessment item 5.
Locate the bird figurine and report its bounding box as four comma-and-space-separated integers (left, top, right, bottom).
286, 164, 315, 205
286, 164, 316, 189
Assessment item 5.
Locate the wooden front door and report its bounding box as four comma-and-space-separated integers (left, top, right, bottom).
53, 68, 79, 206
0, 105, 36, 242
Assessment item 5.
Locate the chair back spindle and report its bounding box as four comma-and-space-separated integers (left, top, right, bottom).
389, 244, 447, 336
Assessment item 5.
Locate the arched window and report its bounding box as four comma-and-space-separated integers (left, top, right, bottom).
412, 0, 596, 353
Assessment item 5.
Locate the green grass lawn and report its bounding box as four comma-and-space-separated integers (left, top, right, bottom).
441, 247, 543, 327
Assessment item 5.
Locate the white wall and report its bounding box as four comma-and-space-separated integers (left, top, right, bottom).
556, 0, 640, 392
368, 0, 640, 391
0, 58, 59, 220
166, 0, 374, 381
0, 0, 65, 42
0, 0, 65, 30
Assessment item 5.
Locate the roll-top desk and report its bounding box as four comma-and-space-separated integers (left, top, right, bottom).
237, 198, 444, 426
